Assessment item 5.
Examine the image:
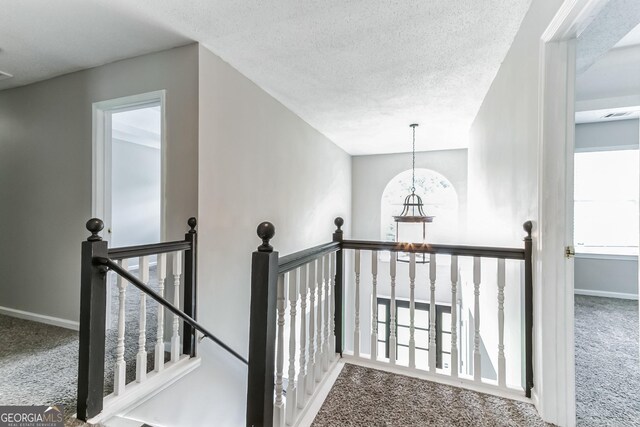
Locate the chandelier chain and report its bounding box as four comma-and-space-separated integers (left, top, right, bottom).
411, 124, 416, 193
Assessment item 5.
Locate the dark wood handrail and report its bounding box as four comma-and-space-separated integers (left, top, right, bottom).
278, 241, 341, 274
108, 240, 192, 260
98, 256, 248, 365
341, 239, 525, 260
246, 217, 535, 427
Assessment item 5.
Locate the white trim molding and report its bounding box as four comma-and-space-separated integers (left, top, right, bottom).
0, 306, 79, 330
84, 356, 201, 425
537, 0, 610, 425
574, 289, 638, 300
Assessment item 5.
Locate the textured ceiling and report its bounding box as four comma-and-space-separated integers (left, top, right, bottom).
576, 0, 640, 74
0, 0, 190, 90
615, 22, 640, 48
1, 0, 533, 155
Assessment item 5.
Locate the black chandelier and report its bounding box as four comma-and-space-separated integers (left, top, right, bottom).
393, 124, 433, 262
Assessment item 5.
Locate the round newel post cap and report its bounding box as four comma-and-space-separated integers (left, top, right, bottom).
334, 217, 344, 231
523, 220, 533, 238
86, 218, 104, 241
257, 222, 275, 252
188, 217, 197, 233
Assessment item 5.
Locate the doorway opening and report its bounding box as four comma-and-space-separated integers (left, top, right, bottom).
92, 91, 165, 248
572, 12, 640, 425
92, 91, 166, 327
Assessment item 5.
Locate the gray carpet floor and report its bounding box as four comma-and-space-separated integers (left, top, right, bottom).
0, 267, 168, 426
312, 363, 550, 427
575, 295, 640, 426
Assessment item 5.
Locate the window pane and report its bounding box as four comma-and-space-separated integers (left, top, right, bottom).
441, 353, 451, 371
415, 309, 429, 329
380, 169, 460, 244
397, 307, 410, 325
416, 349, 428, 369
397, 326, 410, 345
378, 304, 386, 320
574, 150, 639, 255
441, 312, 451, 333
377, 342, 386, 359
397, 346, 409, 365
378, 323, 386, 340
441, 333, 451, 352
415, 329, 429, 347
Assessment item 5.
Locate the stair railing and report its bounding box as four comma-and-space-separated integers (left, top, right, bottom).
246, 217, 533, 427
77, 217, 247, 422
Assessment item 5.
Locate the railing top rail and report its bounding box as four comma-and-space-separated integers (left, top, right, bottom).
97, 256, 248, 365
278, 241, 341, 274
108, 240, 192, 260
341, 239, 525, 260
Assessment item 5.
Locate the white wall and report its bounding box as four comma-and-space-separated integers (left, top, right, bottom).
0, 44, 199, 325
111, 140, 161, 248
574, 119, 639, 298
352, 149, 468, 241
126, 45, 352, 427
466, 0, 565, 423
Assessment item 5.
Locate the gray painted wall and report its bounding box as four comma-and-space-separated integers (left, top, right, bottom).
575, 256, 638, 297
574, 119, 639, 298
575, 119, 639, 151
125, 45, 352, 427
0, 44, 199, 324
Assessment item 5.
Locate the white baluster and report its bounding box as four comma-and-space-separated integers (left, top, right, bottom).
286, 270, 298, 425
155, 253, 167, 373
315, 257, 323, 381
409, 252, 416, 369
171, 251, 183, 362
306, 261, 316, 395
389, 252, 397, 365
497, 258, 506, 388
370, 251, 378, 361
330, 252, 336, 361
274, 274, 286, 427
354, 249, 361, 357
114, 259, 128, 395
450, 255, 459, 378
473, 256, 482, 382
322, 254, 330, 372
297, 265, 308, 409
429, 253, 437, 373
136, 256, 149, 383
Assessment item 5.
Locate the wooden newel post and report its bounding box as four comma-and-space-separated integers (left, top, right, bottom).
523, 220, 534, 398
333, 217, 344, 356
246, 222, 278, 427
77, 218, 109, 421
183, 217, 198, 357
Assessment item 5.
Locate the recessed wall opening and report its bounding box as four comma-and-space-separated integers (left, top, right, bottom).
573, 11, 640, 424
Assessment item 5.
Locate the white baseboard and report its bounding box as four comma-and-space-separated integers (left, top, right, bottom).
0, 305, 79, 330
574, 289, 638, 300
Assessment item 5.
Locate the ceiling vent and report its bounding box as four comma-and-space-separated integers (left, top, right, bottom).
0, 70, 13, 81
602, 112, 631, 119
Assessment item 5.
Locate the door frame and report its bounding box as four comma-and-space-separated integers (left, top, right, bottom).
92, 90, 167, 242
536, 0, 608, 425
92, 90, 167, 327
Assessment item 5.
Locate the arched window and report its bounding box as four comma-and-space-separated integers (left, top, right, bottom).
381, 168, 458, 244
